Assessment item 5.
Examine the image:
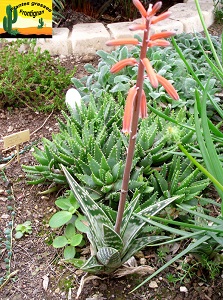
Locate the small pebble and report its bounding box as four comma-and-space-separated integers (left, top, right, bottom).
139, 257, 147, 265
149, 281, 158, 288
180, 286, 188, 293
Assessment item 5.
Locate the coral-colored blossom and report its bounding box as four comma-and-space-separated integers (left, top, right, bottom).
106, 38, 139, 46
147, 1, 162, 17
129, 23, 146, 31
106, 0, 179, 135
148, 40, 170, 47
156, 74, 179, 100
110, 58, 138, 73
150, 31, 176, 40
139, 90, 147, 119
151, 11, 171, 24
142, 58, 158, 88
122, 86, 137, 133
132, 0, 147, 17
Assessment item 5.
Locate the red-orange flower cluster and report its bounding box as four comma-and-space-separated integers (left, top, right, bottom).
106, 0, 179, 133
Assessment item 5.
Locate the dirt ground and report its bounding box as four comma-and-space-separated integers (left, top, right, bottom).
1, 106, 223, 300
0, 17, 223, 300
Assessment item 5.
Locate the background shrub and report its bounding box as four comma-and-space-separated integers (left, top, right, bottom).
0, 40, 75, 111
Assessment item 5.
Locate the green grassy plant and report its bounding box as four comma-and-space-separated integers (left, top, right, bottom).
0, 40, 76, 111
53, 0, 65, 24
213, 0, 223, 23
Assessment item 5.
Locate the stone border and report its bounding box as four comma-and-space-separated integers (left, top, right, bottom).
22, 0, 217, 56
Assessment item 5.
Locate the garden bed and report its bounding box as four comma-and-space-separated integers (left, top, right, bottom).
1, 107, 223, 300
0, 13, 223, 300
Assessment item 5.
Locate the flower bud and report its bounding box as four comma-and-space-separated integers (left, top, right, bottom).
142, 58, 158, 88
110, 58, 138, 73
106, 38, 139, 46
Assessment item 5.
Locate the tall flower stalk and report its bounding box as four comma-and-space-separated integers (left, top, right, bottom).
106, 0, 179, 234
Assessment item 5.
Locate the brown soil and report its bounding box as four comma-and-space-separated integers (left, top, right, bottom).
2, 93, 223, 300
0, 13, 223, 300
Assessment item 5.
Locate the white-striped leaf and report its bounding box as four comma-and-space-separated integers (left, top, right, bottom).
81, 255, 104, 273
102, 224, 123, 251
122, 236, 170, 263
97, 247, 121, 268
61, 165, 113, 247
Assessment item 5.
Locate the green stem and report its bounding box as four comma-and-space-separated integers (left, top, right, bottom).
114, 18, 151, 234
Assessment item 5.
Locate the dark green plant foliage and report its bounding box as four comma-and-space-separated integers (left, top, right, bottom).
213, 0, 223, 23
0, 40, 76, 111
53, 0, 65, 24
23, 93, 208, 208
148, 155, 209, 204
72, 33, 221, 114
135, 106, 195, 174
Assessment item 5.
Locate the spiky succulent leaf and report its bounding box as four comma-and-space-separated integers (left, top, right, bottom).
121, 196, 179, 256
81, 255, 104, 273
62, 165, 113, 247
97, 247, 121, 268
149, 156, 209, 204
122, 236, 170, 263
102, 224, 123, 250
99, 203, 117, 223
120, 195, 140, 238
139, 196, 179, 216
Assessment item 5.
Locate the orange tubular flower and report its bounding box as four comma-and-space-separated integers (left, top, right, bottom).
150, 31, 176, 40
132, 0, 147, 17
142, 58, 158, 88
156, 74, 179, 100
148, 40, 170, 47
122, 86, 137, 133
106, 38, 139, 46
147, 1, 162, 17
110, 58, 138, 73
139, 90, 147, 119
151, 11, 171, 24
129, 23, 146, 31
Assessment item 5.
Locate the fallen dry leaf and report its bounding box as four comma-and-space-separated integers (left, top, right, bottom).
114, 265, 155, 278
76, 274, 103, 299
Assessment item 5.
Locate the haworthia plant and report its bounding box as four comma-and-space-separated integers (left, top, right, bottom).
23, 94, 203, 206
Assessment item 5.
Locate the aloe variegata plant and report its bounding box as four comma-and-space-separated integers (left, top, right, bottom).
62, 0, 180, 273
